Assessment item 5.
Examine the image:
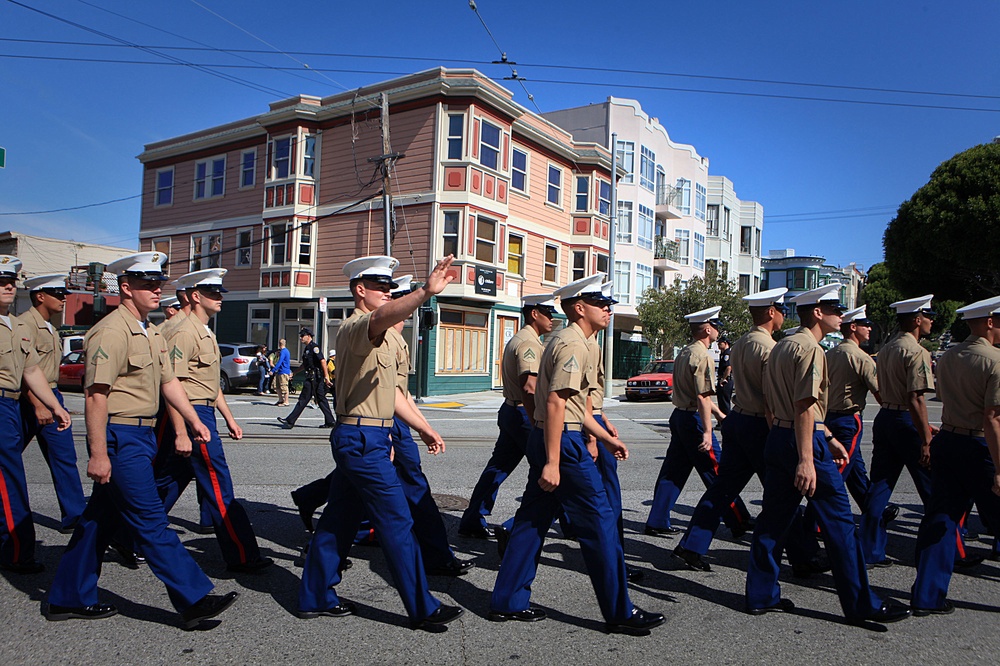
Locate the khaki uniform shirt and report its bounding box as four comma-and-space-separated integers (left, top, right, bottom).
501, 326, 543, 404
0, 315, 39, 391
165, 314, 221, 401
84, 304, 175, 418
18, 307, 59, 386
335, 308, 396, 420
672, 340, 715, 410
877, 332, 934, 406
764, 327, 829, 422
588, 336, 605, 412
937, 335, 1000, 431
387, 326, 410, 395
826, 339, 879, 413
533, 322, 598, 425
731, 326, 776, 415
158, 309, 188, 339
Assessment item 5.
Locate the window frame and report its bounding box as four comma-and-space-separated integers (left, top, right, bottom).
575, 175, 589, 212
676, 178, 692, 216
675, 228, 691, 266
155, 167, 174, 207
235, 227, 254, 268
639, 146, 655, 192
507, 232, 525, 277
616, 200, 633, 244
302, 135, 317, 178
446, 113, 464, 161
614, 260, 632, 305
442, 210, 461, 258
240, 149, 256, 189
706, 204, 720, 237
572, 250, 587, 282
190, 233, 223, 271
695, 182, 707, 221
437, 307, 490, 374
267, 221, 291, 266
740, 226, 753, 254
511, 146, 528, 194
637, 204, 654, 251
270, 135, 294, 180
475, 215, 498, 264
546, 164, 563, 207
615, 140, 635, 184
297, 222, 313, 266
543, 243, 560, 284
194, 155, 226, 201
636, 262, 653, 297
693, 232, 706, 271
479, 119, 501, 171
598, 179, 611, 216
152, 237, 170, 259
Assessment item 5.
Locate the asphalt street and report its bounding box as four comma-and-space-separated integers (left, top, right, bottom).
3, 387, 999, 665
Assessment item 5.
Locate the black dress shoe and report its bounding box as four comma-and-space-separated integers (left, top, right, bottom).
852, 600, 911, 625
290, 492, 316, 532
496, 526, 510, 559
673, 545, 711, 572
108, 541, 144, 570
488, 608, 547, 622
192, 524, 215, 535
865, 558, 894, 571
298, 600, 357, 619
643, 525, 681, 538
411, 604, 464, 631
1, 560, 45, 574
747, 598, 795, 616
277, 417, 294, 429
181, 591, 239, 629
881, 504, 900, 527
427, 559, 475, 577
955, 553, 986, 569
626, 567, 646, 583
792, 556, 831, 578
606, 608, 666, 635
912, 599, 956, 617
458, 525, 496, 540
47, 602, 118, 621
227, 557, 274, 574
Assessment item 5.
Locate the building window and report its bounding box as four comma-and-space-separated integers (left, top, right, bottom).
596, 253, 609, 277
438, 309, 489, 373
636, 263, 652, 297
194, 157, 225, 200
511, 147, 528, 193
754, 228, 762, 258
236, 228, 253, 267
191, 234, 222, 271
443, 211, 460, 257
282, 306, 315, 361
543, 244, 559, 283
706, 259, 718, 276
268, 222, 290, 265
271, 136, 293, 179
248, 305, 272, 347
547, 165, 562, 206
616, 201, 633, 244
155, 168, 173, 206
720, 260, 729, 279
693, 232, 705, 271
597, 180, 611, 216
447, 114, 464, 160
786, 269, 818, 291
639, 146, 655, 191
152, 237, 170, 258
475, 216, 497, 263
241, 150, 256, 188
575, 176, 589, 212
303, 135, 317, 178
614, 260, 631, 305
706, 204, 719, 237
507, 233, 525, 277
740, 226, 753, 254
572, 250, 587, 281
676, 178, 692, 215
298, 222, 312, 265
676, 229, 690, 266
638, 204, 654, 250
695, 183, 707, 221
723, 207, 732, 241
615, 140, 634, 184
480, 120, 501, 170
739, 274, 752, 295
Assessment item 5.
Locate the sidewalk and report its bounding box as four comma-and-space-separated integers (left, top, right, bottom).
417, 379, 629, 412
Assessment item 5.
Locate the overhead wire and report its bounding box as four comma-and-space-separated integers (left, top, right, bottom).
467, 0, 542, 113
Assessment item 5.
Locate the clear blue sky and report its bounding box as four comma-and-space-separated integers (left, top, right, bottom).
2, 0, 999, 272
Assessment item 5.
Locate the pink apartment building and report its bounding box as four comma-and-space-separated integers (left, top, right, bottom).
137, 68, 616, 396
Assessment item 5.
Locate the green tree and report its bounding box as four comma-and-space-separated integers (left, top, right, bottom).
859, 262, 901, 345
636, 272, 750, 358
884, 142, 1000, 301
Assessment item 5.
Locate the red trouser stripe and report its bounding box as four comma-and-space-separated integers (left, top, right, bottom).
0, 469, 21, 562
956, 512, 968, 559
837, 414, 862, 474
707, 435, 743, 523
199, 441, 246, 563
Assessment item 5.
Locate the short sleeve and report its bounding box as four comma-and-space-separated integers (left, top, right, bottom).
693, 353, 714, 396
860, 355, 879, 394
985, 361, 1000, 409
906, 349, 935, 393
155, 331, 176, 384
793, 345, 824, 404
169, 330, 197, 379
515, 341, 541, 377
84, 328, 126, 388
547, 342, 583, 395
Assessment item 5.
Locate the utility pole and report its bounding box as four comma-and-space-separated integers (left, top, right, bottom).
605, 132, 618, 398
367, 92, 404, 256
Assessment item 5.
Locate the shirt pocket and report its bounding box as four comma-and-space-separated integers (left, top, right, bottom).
127, 353, 153, 372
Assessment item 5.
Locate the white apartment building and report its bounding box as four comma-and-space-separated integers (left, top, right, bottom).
544, 98, 710, 373
705, 176, 764, 294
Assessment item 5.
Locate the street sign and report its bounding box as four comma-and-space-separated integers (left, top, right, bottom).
0, 146, 6, 169
318, 296, 327, 313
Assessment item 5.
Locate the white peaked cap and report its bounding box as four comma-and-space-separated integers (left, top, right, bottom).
390, 274, 414, 296
182, 268, 228, 292
0, 255, 22, 278
891, 294, 935, 314
685, 305, 723, 323
24, 274, 69, 292
842, 305, 872, 324
957, 295, 1000, 320
743, 287, 788, 308
343, 255, 399, 285
107, 252, 169, 279
790, 284, 845, 308
521, 293, 557, 308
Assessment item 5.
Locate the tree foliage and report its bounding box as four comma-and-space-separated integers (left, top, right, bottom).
861, 262, 960, 346
884, 142, 1000, 301
636, 272, 750, 358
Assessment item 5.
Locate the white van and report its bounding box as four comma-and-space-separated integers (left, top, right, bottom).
61, 335, 85, 358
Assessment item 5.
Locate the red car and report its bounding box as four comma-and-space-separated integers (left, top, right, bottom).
625, 360, 674, 401
58, 351, 86, 391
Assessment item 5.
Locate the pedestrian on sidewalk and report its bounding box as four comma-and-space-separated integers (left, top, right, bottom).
273, 339, 291, 406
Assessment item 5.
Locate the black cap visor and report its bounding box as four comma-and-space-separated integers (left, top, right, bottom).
360, 273, 399, 289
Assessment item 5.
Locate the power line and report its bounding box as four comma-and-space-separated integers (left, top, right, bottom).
467, 1, 541, 113
767, 205, 898, 219
5, 37, 1000, 104
0, 194, 142, 215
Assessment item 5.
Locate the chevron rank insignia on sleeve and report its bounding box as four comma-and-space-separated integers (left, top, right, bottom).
91, 346, 110, 365
170, 346, 185, 362
523, 348, 536, 360
562, 355, 580, 372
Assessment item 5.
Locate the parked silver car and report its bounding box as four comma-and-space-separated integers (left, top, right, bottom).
218, 342, 260, 393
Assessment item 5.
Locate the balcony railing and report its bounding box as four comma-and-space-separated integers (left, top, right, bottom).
656, 183, 680, 207
654, 236, 680, 262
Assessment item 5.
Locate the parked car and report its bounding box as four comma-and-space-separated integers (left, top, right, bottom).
219, 343, 261, 393
625, 360, 674, 401
58, 351, 86, 391
61, 334, 85, 357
